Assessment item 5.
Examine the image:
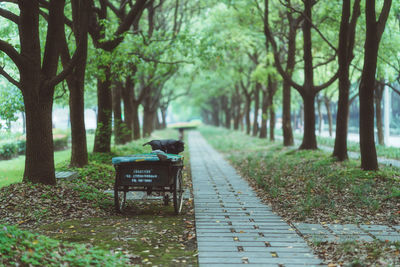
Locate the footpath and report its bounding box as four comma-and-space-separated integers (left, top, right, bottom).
189, 131, 323, 266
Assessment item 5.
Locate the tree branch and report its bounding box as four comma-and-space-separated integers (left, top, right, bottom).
94, 0, 148, 51
47, 40, 85, 88
0, 8, 18, 24
0, 65, 20, 88
377, 0, 392, 40
278, 0, 338, 53
264, 0, 303, 92
314, 70, 339, 92
0, 40, 22, 68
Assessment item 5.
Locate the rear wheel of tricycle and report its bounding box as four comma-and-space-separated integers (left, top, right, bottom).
173, 168, 183, 214
114, 185, 127, 213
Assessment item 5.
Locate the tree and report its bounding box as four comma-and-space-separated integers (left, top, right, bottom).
332, 0, 361, 161
60, 0, 90, 167
0, 0, 84, 184
359, 0, 392, 170
264, 0, 338, 149
89, 0, 148, 153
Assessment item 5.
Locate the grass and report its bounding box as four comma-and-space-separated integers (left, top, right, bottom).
0, 134, 95, 188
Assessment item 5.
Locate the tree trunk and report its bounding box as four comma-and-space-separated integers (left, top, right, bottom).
233, 95, 240, 130
317, 97, 322, 134
22, 92, 55, 185
333, 0, 361, 161
112, 83, 125, 145
245, 96, 251, 135
299, 0, 317, 150
375, 80, 385, 145
282, 77, 294, 145
222, 95, 231, 129
143, 108, 155, 137
324, 97, 333, 137
160, 107, 167, 129
121, 77, 134, 142
132, 102, 141, 140
252, 83, 260, 136
269, 105, 275, 141
268, 81, 277, 141
299, 93, 317, 149
259, 89, 268, 139
210, 98, 220, 127
359, 0, 391, 170
68, 74, 88, 166
65, 0, 89, 167
93, 65, 112, 153
155, 111, 162, 130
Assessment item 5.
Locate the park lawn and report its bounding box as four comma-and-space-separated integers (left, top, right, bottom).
0, 128, 197, 266
200, 126, 400, 266
0, 134, 95, 188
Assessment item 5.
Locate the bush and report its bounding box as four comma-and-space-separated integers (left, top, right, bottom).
0, 142, 18, 160
16, 140, 26, 155
53, 134, 68, 151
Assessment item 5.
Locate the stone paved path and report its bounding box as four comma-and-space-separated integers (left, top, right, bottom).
189, 131, 323, 266
294, 223, 400, 243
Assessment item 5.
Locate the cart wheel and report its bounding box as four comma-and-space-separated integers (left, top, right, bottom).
163, 195, 170, 206
173, 168, 183, 214
114, 185, 127, 213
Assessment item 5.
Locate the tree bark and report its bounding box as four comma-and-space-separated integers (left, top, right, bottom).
244, 96, 251, 135
121, 77, 134, 142
268, 81, 277, 141
23, 91, 55, 184
132, 102, 141, 140
143, 108, 156, 137
93, 65, 112, 153
259, 88, 268, 139
317, 96, 323, 134
375, 79, 385, 145
324, 97, 333, 137
112, 82, 125, 145
299, 93, 317, 149
359, 0, 391, 170
252, 83, 260, 136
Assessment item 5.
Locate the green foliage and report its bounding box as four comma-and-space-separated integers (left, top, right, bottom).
0, 87, 24, 130
0, 142, 18, 160
0, 224, 129, 266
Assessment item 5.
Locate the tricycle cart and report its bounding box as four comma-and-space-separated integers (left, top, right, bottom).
112, 153, 184, 214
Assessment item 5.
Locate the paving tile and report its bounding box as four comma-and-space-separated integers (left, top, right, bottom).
359, 224, 396, 235
326, 224, 365, 235
374, 235, 400, 242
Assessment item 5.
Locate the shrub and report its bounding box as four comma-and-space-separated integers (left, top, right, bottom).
16, 140, 26, 155
0, 142, 18, 160
53, 134, 68, 151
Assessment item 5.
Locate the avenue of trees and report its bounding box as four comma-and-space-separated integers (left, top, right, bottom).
186, 0, 399, 170
0, 0, 399, 185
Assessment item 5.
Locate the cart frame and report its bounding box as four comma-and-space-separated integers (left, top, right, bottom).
113, 158, 184, 214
